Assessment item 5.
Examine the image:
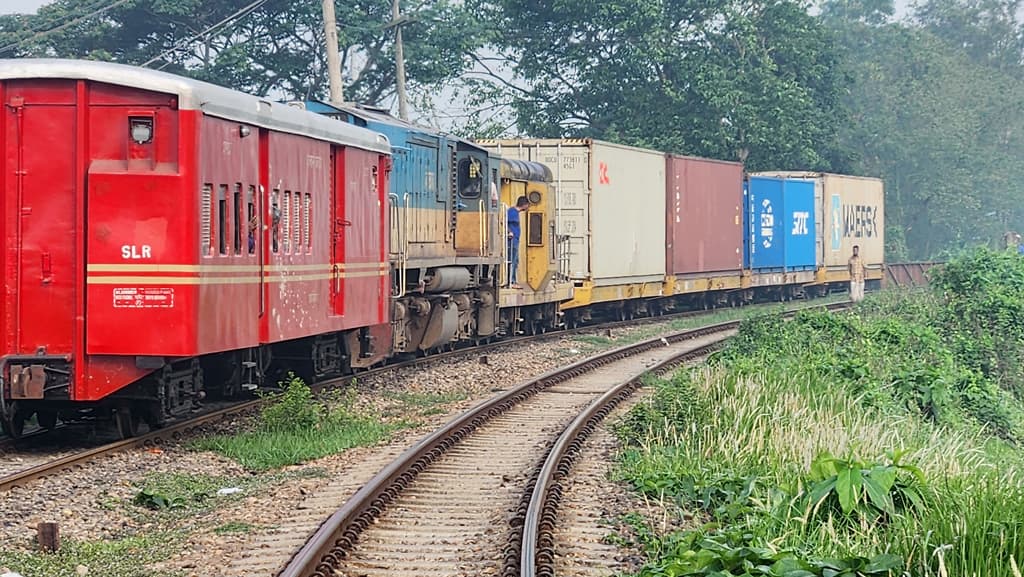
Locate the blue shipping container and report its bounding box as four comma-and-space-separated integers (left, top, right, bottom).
744, 177, 786, 270
782, 179, 817, 271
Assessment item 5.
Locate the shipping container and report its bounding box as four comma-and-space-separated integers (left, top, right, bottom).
753, 172, 884, 270
783, 178, 817, 271
744, 176, 786, 270
476, 139, 667, 286
665, 155, 743, 276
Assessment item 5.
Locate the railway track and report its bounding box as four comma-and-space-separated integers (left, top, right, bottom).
0, 297, 842, 495
278, 301, 849, 577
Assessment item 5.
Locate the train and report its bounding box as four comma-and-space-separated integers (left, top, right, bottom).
0, 59, 884, 439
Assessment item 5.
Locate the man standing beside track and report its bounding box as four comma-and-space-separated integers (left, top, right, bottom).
849, 245, 865, 302
507, 196, 529, 288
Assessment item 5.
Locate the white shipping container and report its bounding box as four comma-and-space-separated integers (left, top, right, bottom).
478, 139, 667, 285
753, 172, 885, 269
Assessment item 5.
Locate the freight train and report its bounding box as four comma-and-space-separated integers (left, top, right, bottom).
0, 59, 884, 439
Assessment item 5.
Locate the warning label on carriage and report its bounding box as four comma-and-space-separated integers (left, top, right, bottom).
113, 287, 175, 309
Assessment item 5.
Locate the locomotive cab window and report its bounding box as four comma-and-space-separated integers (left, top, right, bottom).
528, 212, 544, 246
458, 156, 483, 198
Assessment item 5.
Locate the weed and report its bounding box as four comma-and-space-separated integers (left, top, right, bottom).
213, 521, 254, 535
383, 390, 469, 407
0, 533, 179, 577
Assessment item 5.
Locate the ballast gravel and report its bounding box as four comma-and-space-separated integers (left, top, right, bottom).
0, 322, 674, 575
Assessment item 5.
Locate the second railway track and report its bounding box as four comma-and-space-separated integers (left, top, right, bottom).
279, 302, 849, 577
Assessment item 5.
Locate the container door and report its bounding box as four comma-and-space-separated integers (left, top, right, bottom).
782, 179, 816, 271
746, 177, 785, 270
4, 92, 79, 359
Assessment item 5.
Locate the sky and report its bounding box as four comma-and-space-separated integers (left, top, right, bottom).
1, 0, 50, 14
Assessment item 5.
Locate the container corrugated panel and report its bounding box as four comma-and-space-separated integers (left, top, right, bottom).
665, 155, 743, 276
783, 178, 816, 270
754, 172, 884, 268
744, 177, 786, 270
591, 141, 666, 285
476, 139, 667, 285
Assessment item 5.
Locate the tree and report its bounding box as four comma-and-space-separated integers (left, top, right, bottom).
823, 0, 1024, 258
912, 0, 1024, 71
469, 0, 851, 171
0, 0, 488, 117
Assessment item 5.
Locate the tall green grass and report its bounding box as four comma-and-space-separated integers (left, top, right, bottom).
611, 248, 1024, 576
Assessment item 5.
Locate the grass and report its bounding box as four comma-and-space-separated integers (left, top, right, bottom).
0, 534, 179, 577
609, 250, 1024, 576
382, 389, 469, 407
614, 365, 1024, 575
213, 521, 255, 535
191, 417, 401, 470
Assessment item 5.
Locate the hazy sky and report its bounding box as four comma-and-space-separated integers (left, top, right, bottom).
2, 0, 914, 16
1, 0, 50, 14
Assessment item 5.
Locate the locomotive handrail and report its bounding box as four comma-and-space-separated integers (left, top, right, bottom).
389, 193, 411, 299
479, 200, 486, 257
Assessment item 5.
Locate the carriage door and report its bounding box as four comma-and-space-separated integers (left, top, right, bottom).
4, 87, 79, 361
330, 146, 346, 316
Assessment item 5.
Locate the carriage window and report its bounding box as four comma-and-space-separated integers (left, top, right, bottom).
458, 157, 483, 198
233, 183, 242, 255
271, 189, 281, 253
303, 193, 311, 251
201, 184, 212, 257
282, 191, 292, 253
293, 192, 301, 250
247, 186, 256, 255
218, 185, 228, 256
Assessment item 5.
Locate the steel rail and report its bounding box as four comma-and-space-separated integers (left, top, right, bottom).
514, 340, 725, 577
278, 300, 852, 577
514, 300, 851, 577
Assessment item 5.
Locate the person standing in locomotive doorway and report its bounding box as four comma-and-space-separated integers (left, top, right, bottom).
507, 196, 529, 288
849, 245, 866, 302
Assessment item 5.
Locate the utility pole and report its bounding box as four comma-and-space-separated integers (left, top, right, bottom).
392, 0, 409, 120
321, 0, 345, 106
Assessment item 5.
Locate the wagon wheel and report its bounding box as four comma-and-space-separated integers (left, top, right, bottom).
115, 407, 140, 439
1, 402, 28, 439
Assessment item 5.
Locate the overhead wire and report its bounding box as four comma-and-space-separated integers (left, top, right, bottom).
0, 0, 133, 55
141, 0, 270, 68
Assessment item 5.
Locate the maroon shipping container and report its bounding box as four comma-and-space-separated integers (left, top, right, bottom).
665, 155, 744, 275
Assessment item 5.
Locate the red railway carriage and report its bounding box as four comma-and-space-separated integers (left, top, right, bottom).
0, 59, 392, 438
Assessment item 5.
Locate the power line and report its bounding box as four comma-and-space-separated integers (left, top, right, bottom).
142, 0, 269, 68
0, 0, 133, 55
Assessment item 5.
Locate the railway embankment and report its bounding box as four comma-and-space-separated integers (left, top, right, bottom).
610, 247, 1024, 577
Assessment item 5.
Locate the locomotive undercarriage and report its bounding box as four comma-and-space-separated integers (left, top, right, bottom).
391, 264, 500, 355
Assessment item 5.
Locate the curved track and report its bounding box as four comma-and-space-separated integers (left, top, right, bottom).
278, 301, 850, 577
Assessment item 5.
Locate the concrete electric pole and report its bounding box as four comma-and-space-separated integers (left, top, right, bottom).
392, 0, 409, 120
321, 0, 345, 106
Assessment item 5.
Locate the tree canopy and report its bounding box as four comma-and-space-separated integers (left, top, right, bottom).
4, 0, 1024, 259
